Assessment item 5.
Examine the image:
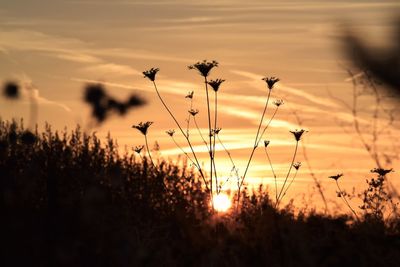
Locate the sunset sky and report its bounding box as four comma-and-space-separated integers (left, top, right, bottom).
1, 0, 399, 210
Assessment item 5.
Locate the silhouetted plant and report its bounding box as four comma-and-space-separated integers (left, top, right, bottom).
329, 173, 359, 220
188, 60, 218, 77
188, 60, 220, 200
142, 61, 305, 212
143, 67, 210, 195
132, 121, 157, 170
289, 108, 328, 213
208, 78, 225, 193
184, 91, 194, 137
2, 120, 400, 266
275, 129, 307, 207
280, 162, 302, 201
133, 144, 144, 154
329, 68, 399, 199
238, 76, 281, 206
264, 140, 278, 202
359, 168, 397, 222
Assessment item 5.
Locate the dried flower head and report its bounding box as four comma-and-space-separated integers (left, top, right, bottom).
133, 145, 144, 154
208, 79, 225, 92
290, 129, 307, 141
188, 60, 218, 77
264, 140, 270, 147
132, 121, 153, 135
188, 109, 199, 116
293, 162, 302, 170
166, 129, 175, 137
273, 99, 284, 107
143, 68, 159, 81
3, 82, 20, 99
212, 128, 222, 135
262, 77, 280, 89
329, 173, 343, 181
371, 168, 393, 176
185, 91, 194, 99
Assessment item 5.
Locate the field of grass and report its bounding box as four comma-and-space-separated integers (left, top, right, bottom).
1, 120, 400, 267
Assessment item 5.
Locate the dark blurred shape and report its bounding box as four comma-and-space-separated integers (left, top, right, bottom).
344, 19, 400, 92
84, 84, 106, 104
84, 83, 145, 123
3, 82, 20, 99
20, 130, 37, 145
128, 95, 144, 107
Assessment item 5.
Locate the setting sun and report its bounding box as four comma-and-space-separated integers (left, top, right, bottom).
213, 193, 232, 212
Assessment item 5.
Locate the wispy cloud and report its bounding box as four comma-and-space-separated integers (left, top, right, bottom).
30, 88, 72, 113
218, 103, 300, 129
56, 53, 102, 63
70, 77, 146, 92
0, 29, 191, 70
81, 63, 141, 77
92, 48, 192, 63
68, 1, 400, 9
280, 85, 339, 109
230, 69, 340, 109
157, 16, 222, 24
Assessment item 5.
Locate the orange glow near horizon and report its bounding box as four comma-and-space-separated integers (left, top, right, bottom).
213, 193, 232, 213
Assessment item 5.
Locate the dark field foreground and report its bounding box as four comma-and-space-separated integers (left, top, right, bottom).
1, 121, 400, 267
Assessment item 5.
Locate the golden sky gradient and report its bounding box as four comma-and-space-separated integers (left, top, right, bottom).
1, 0, 399, 210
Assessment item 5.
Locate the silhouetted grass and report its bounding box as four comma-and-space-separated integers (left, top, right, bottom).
1, 120, 400, 267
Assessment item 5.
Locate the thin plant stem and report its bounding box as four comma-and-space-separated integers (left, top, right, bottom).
290, 109, 328, 213
219, 174, 231, 191
186, 98, 193, 138
204, 77, 214, 197
213, 91, 218, 194
194, 116, 209, 150
212, 154, 219, 194
171, 136, 199, 169
335, 180, 360, 221
256, 106, 279, 146
193, 114, 218, 190
144, 135, 156, 169
280, 169, 299, 202
346, 70, 399, 198
302, 144, 328, 213
264, 147, 278, 203
144, 135, 167, 191
217, 134, 239, 192
137, 153, 144, 163
217, 135, 238, 176
238, 88, 272, 205
152, 81, 209, 192
276, 141, 299, 208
